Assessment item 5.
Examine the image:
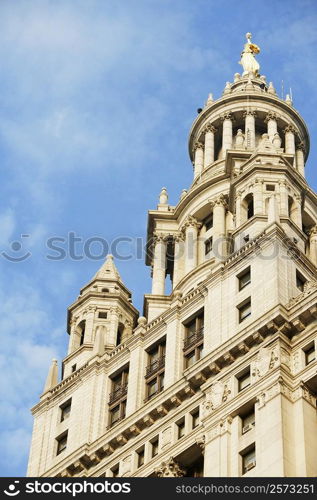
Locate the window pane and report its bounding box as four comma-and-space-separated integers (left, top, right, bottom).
305, 346, 315, 365
192, 410, 199, 428
239, 269, 251, 290
185, 351, 195, 368
110, 405, 120, 424
61, 403, 71, 422
152, 439, 159, 457
238, 371, 250, 391
239, 301, 251, 322
243, 448, 256, 473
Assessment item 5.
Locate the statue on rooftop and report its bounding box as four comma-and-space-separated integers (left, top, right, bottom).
239, 32, 260, 77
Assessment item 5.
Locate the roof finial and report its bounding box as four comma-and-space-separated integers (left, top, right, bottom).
239, 32, 260, 77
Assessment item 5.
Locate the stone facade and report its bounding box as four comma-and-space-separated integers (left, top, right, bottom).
27, 36, 317, 478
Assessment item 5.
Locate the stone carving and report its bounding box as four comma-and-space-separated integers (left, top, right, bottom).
154, 457, 186, 477
161, 427, 172, 449
120, 455, 132, 476
235, 129, 245, 148
264, 111, 278, 123
203, 381, 231, 416
252, 346, 279, 378
181, 215, 202, 232
195, 434, 205, 455
203, 123, 217, 134
210, 194, 228, 210
272, 133, 282, 148
286, 280, 317, 308
243, 110, 257, 118
221, 112, 233, 122
284, 124, 296, 134
193, 141, 204, 152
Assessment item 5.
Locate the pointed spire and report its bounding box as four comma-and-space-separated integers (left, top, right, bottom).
94, 254, 121, 281
44, 358, 58, 393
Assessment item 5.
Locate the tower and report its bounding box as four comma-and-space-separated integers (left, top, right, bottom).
28, 34, 317, 478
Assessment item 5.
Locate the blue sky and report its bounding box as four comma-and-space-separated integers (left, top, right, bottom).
0, 0, 316, 477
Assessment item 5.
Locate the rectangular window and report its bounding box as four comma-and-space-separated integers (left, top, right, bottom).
205, 237, 213, 255
238, 299, 251, 323
241, 445, 256, 474
177, 419, 185, 439
296, 270, 306, 292
242, 410, 255, 434
98, 311, 108, 319
238, 267, 251, 291
109, 367, 129, 427
137, 447, 145, 467
56, 431, 68, 456
237, 369, 251, 392
151, 437, 159, 457
184, 311, 204, 369
145, 340, 165, 401
191, 408, 200, 429
203, 214, 213, 231
266, 184, 275, 191
304, 344, 315, 365
60, 399, 71, 422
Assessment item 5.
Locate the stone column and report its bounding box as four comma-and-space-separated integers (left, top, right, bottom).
267, 194, 280, 225
244, 110, 256, 149
211, 195, 227, 260
183, 216, 201, 274
109, 307, 119, 346
204, 124, 217, 167
151, 234, 167, 295
309, 226, 317, 266
235, 191, 242, 228
284, 125, 296, 155
294, 194, 302, 228
221, 112, 233, 157
265, 111, 278, 142
172, 233, 184, 288
296, 142, 305, 177
68, 320, 79, 354
193, 142, 204, 179
278, 180, 288, 217
84, 306, 96, 344
253, 178, 264, 215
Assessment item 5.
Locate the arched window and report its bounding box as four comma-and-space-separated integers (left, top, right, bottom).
76, 320, 86, 347
241, 194, 254, 222
116, 322, 125, 346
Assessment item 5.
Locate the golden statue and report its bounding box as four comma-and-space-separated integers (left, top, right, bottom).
239, 33, 260, 76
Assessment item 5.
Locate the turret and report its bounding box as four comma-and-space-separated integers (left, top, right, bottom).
63, 255, 138, 378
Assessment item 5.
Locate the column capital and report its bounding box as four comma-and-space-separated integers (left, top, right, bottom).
309, 225, 317, 237
296, 140, 306, 153
154, 457, 186, 477
209, 194, 228, 210
278, 179, 288, 187
153, 232, 168, 243
173, 231, 185, 243
284, 124, 296, 134
181, 215, 202, 232
220, 111, 234, 122
243, 109, 257, 118
192, 141, 204, 153
203, 123, 217, 134
264, 111, 278, 123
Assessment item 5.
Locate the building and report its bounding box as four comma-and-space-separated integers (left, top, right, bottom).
27, 33, 317, 478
